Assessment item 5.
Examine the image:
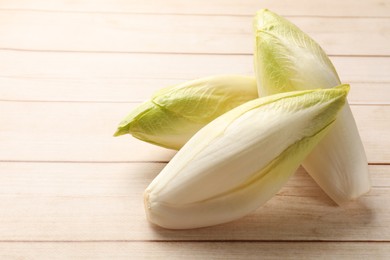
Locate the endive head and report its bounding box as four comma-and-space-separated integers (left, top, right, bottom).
144, 84, 349, 229
253, 9, 341, 95
114, 75, 257, 150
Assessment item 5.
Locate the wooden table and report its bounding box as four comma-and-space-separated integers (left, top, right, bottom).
1, 0, 389, 258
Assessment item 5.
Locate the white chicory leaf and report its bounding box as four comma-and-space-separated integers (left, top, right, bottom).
144, 85, 349, 229
253, 9, 370, 204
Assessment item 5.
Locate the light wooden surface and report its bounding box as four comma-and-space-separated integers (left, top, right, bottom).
0, 0, 389, 259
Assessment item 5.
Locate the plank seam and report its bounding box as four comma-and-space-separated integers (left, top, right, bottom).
1, 76, 389, 85
0, 160, 387, 165
0, 100, 389, 106
0, 99, 139, 104
1, 48, 389, 57
0, 160, 170, 164
0, 8, 389, 18
0, 240, 388, 243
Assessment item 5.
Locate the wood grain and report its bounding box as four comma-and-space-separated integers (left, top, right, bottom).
1, 78, 388, 105
0, 11, 389, 55
0, 51, 389, 102
1, 78, 388, 104
0, 163, 387, 241
0, 242, 389, 259
1, 0, 389, 17
0, 102, 388, 163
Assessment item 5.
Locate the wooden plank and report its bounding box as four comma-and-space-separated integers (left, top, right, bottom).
0, 102, 176, 163
354, 106, 390, 164
0, 163, 387, 199
0, 52, 255, 83
0, 102, 388, 163
0, 241, 389, 259
1, 0, 389, 17
348, 83, 390, 105
0, 78, 388, 105
0, 163, 387, 241
0, 11, 389, 55
0, 51, 389, 102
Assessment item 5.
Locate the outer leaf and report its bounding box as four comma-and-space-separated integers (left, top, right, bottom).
114, 75, 257, 149
145, 85, 349, 229
253, 9, 370, 204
